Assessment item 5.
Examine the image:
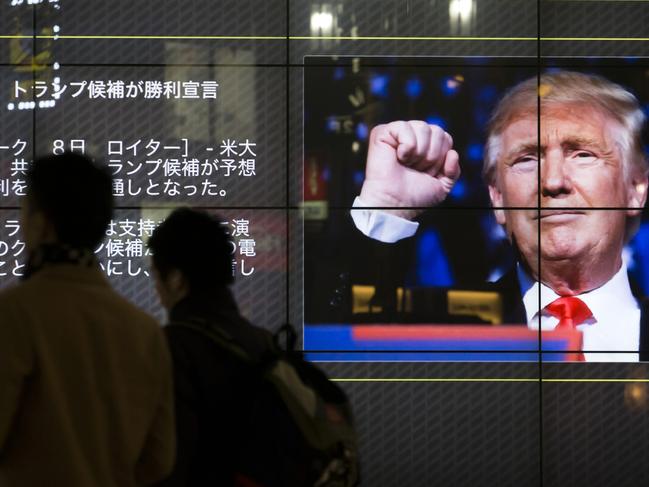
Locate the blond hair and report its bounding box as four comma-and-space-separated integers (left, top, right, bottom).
482, 71, 649, 242
483, 71, 648, 187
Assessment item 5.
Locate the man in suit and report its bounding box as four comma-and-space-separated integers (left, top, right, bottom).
0, 153, 175, 486
352, 71, 649, 361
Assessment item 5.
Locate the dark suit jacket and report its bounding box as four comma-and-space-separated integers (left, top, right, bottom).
492, 267, 649, 361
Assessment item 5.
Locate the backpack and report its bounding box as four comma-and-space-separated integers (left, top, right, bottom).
169, 319, 360, 487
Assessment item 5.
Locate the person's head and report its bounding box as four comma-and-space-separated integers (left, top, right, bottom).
482, 71, 648, 292
22, 152, 113, 253
148, 208, 234, 310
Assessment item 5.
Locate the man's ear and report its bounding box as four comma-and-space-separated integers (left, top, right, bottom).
488, 184, 506, 225
626, 172, 649, 217
167, 268, 189, 296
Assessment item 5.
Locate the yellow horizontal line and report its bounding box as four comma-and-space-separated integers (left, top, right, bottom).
544, 37, 649, 41
0, 34, 500, 41
0, 35, 286, 40
289, 36, 536, 41
0, 35, 648, 42
334, 378, 536, 382
333, 378, 649, 383
544, 378, 649, 382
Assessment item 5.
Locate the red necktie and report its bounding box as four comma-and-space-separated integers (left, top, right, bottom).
544, 296, 593, 361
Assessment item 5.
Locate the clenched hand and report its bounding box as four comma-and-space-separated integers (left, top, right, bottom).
359, 121, 461, 219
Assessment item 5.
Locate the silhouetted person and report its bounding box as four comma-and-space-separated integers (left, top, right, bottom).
149, 208, 274, 486
0, 153, 175, 487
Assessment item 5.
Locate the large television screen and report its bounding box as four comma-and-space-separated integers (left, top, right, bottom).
2, 1, 649, 485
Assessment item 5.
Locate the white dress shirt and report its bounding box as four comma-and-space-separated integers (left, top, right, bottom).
350, 197, 419, 243
518, 263, 640, 362
350, 200, 642, 362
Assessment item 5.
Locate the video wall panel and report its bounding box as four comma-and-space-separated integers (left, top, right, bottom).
3, 1, 649, 485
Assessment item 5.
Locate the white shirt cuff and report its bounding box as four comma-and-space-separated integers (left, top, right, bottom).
350, 196, 419, 243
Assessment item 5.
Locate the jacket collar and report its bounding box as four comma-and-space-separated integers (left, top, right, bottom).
28, 263, 110, 288
169, 287, 239, 324
493, 266, 526, 325
24, 244, 98, 280
498, 264, 649, 359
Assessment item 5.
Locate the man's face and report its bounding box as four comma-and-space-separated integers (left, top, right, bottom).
488, 102, 647, 279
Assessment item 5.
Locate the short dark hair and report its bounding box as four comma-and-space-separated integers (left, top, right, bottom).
26, 152, 113, 249
148, 208, 234, 290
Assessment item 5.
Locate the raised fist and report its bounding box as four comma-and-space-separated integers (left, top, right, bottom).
359, 121, 461, 220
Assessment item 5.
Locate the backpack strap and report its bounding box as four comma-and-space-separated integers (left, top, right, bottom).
273, 322, 298, 352
167, 318, 253, 364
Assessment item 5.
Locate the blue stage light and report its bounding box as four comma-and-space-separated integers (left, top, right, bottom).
441, 75, 463, 97
333, 67, 345, 80
425, 115, 447, 130
449, 179, 466, 200
369, 73, 390, 98
477, 85, 497, 104
353, 170, 364, 186
629, 223, 649, 294
356, 122, 369, 140
325, 117, 338, 132
416, 229, 454, 286
405, 77, 423, 99
467, 143, 483, 161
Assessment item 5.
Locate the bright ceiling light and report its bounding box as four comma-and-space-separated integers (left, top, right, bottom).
311, 12, 333, 31
449, 0, 473, 20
